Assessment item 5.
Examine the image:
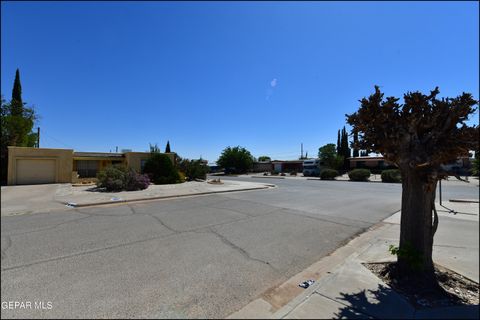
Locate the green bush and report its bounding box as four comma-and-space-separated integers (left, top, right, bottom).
381, 169, 401, 183
143, 153, 180, 184
348, 169, 371, 181
290, 171, 297, 176
178, 159, 209, 181
320, 169, 339, 180
97, 165, 150, 191
217, 146, 254, 174
472, 157, 479, 176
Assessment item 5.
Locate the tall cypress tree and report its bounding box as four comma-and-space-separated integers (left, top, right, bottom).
1, 69, 38, 184
11, 69, 23, 116
336, 130, 341, 154
352, 132, 359, 157
341, 127, 350, 158
165, 141, 171, 153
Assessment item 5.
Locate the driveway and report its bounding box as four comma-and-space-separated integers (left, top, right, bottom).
1, 178, 478, 318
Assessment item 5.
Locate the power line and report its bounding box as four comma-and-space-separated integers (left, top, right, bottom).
41, 130, 73, 149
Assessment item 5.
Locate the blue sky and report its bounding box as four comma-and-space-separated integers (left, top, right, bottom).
1, 1, 478, 163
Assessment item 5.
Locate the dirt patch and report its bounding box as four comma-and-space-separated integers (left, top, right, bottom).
364, 262, 479, 309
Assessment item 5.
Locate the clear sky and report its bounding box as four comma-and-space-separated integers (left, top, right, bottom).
1, 1, 478, 163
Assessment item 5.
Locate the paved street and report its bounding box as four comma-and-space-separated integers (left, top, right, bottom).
1, 178, 478, 318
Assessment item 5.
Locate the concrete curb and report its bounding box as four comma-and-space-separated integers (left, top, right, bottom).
306, 178, 387, 183
60, 185, 274, 208
251, 176, 286, 179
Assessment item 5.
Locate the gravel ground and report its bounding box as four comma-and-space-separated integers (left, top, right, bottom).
364, 262, 479, 309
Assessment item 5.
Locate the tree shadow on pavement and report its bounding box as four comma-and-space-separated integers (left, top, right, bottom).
333, 284, 400, 319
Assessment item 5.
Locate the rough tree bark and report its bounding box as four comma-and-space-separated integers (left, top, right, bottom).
398, 166, 438, 277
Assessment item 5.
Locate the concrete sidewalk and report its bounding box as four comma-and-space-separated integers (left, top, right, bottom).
1, 180, 274, 216
229, 201, 479, 319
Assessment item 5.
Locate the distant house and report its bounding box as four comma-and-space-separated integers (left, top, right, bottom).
348, 155, 473, 175
348, 156, 394, 169
7, 146, 175, 185
252, 161, 273, 172
271, 160, 304, 173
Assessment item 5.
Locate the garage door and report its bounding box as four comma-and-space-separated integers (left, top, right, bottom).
16, 159, 56, 185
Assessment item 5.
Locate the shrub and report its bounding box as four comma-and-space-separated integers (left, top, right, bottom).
381, 169, 401, 183
348, 169, 371, 181
320, 169, 339, 180
178, 171, 186, 182
124, 169, 150, 191
178, 159, 209, 181
97, 165, 149, 191
143, 153, 180, 184
472, 157, 479, 176
271, 171, 279, 175
280, 172, 286, 176
290, 171, 297, 176
97, 165, 127, 191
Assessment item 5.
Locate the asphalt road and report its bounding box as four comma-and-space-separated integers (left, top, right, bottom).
1, 178, 478, 318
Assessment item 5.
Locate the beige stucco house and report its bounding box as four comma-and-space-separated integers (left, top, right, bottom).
7, 146, 175, 185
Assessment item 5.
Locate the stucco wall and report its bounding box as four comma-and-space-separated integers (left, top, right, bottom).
124, 152, 176, 173
8, 147, 74, 185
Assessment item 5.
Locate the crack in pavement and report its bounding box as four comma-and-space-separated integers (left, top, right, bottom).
0, 231, 185, 272
1, 194, 392, 275
145, 213, 181, 234
207, 227, 280, 273
127, 204, 140, 215
2, 214, 92, 237
74, 208, 132, 217
208, 204, 276, 218
0, 211, 272, 272
216, 195, 382, 228
1, 235, 12, 261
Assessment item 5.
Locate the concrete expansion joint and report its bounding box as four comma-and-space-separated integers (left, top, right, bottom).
207, 227, 280, 273
314, 292, 376, 319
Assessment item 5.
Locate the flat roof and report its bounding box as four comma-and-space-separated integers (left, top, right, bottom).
271, 160, 304, 163
73, 152, 124, 158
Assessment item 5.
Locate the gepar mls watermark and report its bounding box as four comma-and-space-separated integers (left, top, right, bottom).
2, 301, 53, 310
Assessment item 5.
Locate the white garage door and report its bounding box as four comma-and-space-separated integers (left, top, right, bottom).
16, 159, 56, 185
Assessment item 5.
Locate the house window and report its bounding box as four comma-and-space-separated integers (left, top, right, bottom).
76, 160, 99, 178
140, 159, 147, 173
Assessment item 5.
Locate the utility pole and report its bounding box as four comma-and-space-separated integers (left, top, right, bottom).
301, 143, 303, 159
37, 127, 40, 148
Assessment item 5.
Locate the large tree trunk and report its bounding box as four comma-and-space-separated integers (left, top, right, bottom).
399, 167, 438, 277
